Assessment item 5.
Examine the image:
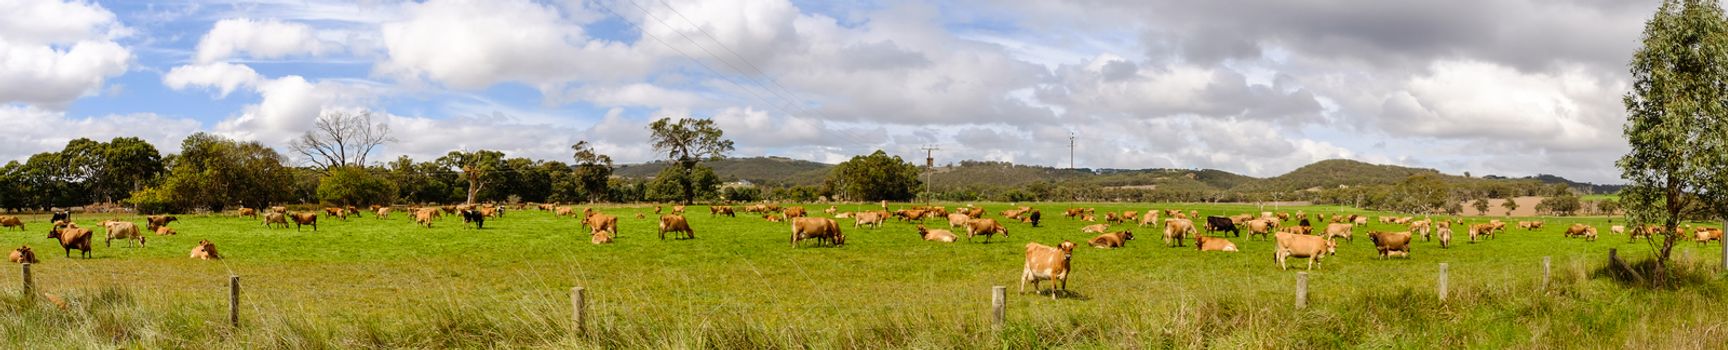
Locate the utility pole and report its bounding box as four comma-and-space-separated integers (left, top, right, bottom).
1068, 133, 1077, 170
921, 145, 940, 204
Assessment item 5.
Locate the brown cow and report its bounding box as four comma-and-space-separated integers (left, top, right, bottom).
145, 215, 178, 231
1409, 220, 1432, 241
155, 226, 176, 236
290, 212, 318, 231
791, 217, 844, 247
591, 231, 614, 244
854, 211, 886, 229
916, 224, 957, 243
1196, 235, 1238, 252
1163, 219, 1196, 247
1323, 223, 1355, 243
658, 215, 694, 240
1696, 227, 1724, 245
1437, 227, 1453, 248
8, 245, 37, 264
1021, 241, 1077, 299
100, 220, 145, 248
264, 212, 289, 228
964, 219, 1009, 244
1564, 223, 1598, 241
784, 206, 808, 219
1087, 231, 1133, 248
0, 215, 23, 231
947, 213, 971, 228
764, 214, 784, 222
587, 213, 619, 237
414, 208, 439, 228
376, 207, 392, 220
189, 240, 221, 260
237, 208, 258, 219
1468, 223, 1496, 243
47, 221, 93, 258
1246, 219, 1276, 240
1274, 231, 1335, 270
1368, 231, 1413, 259
1138, 211, 1160, 227
1081, 224, 1110, 234
1518, 221, 1545, 231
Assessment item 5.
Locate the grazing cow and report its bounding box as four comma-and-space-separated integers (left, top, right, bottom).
155, 226, 176, 236
1323, 223, 1355, 243
1027, 209, 1042, 228
1611, 225, 1626, 235
947, 213, 971, 228
290, 212, 318, 231
145, 215, 178, 231
1562, 224, 1598, 241
1081, 224, 1110, 234
461, 209, 486, 229
324, 207, 348, 220
1278, 225, 1314, 236
414, 208, 438, 228
50, 211, 70, 224
965, 219, 1009, 243
654, 206, 663, 215
1696, 227, 1724, 245
854, 211, 886, 229
1437, 227, 1453, 248
711, 206, 736, 217
555, 206, 576, 218
1467, 223, 1496, 243
1064, 208, 1086, 219
659, 215, 695, 240
100, 220, 145, 248
264, 212, 289, 229
1163, 219, 1197, 247
1368, 231, 1413, 259
1488, 220, 1507, 233
189, 240, 220, 260
1204, 216, 1240, 237
1230, 214, 1254, 225
1519, 221, 1545, 231
1087, 231, 1133, 248
1104, 212, 1121, 224
790, 217, 844, 247
1021, 241, 1077, 299
1246, 219, 1276, 240
586, 213, 619, 237
47, 221, 93, 258
916, 224, 957, 243
376, 207, 392, 220
269, 206, 287, 214
0, 216, 23, 231
1138, 211, 1160, 227
1409, 220, 1432, 241
1274, 231, 1335, 270
1196, 235, 1238, 252
784, 207, 808, 219
238, 208, 257, 219
8, 246, 38, 264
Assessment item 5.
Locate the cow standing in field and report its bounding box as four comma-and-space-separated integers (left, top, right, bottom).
47, 221, 93, 259
1274, 231, 1335, 270
50, 211, 70, 225
1163, 219, 1196, 247
1368, 231, 1412, 259
947, 213, 971, 228
1696, 227, 1724, 245
1204, 216, 1240, 237
1087, 231, 1133, 249
791, 217, 844, 247
100, 220, 145, 248
916, 225, 957, 242
1323, 223, 1354, 243
1409, 220, 1432, 241
659, 215, 694, 240
145, 215, 178, 231
1468, 223, 1496, 243
376, 207, 392, 220
1246, 219, 1275, 240
965, 219, 1009, 244
1564, 224, 1598, 241
1021, 241, 1076, 299
414, 208, 438, 228
1138, 211, 1159, 228
264, 212, 288, 229
238, 208, 257, 219
290, 212, 318, 231
854, 211, 885, 229
1437, 227, 1453, 248
461, 209, 486, 229
586, 213, 619, 237
0, 216, 24, 231
1027, 209, 1041, 227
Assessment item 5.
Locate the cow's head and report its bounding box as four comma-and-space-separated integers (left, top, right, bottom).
1057, 241, 1076, 259
1326, 239, 1338, 255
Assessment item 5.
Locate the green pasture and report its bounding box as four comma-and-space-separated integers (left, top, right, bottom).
0, 203, 1724, 348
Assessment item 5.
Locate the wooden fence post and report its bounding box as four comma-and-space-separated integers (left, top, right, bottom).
1295, 272, 1308, 309
1542, 256, 1552, 292
229, 275, 240, 328
571, 287, 587, 336
21, 262, 31, 299
991, 286, 1006, 329
1438, 263, 1450, 302
1721, 220, 1727, 271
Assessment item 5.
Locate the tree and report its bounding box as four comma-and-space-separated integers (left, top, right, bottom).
1536, 195, 1583, 216
131, 133, 293, 212
826, 150, 923, 202
290, 110, 394, 173
570, 140, 613, 203
1620, 0, 1728, 284
1500, 198, 1519, 214
1599, 198, 1622, 215
438, 150, 505, 204
1472, 198, 1490, 214
316, 166, 397, 206
648, 118, 735, 204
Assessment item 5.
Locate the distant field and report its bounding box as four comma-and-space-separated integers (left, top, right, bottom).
1, 203, 1724, 348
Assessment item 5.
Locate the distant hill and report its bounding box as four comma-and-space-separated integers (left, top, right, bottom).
613, 157, 1621, 195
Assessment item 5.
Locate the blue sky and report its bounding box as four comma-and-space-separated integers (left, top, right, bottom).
0, 0, 1656, 183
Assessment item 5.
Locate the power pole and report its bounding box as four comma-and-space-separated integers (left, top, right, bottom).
921, 145, 939, 204
1068, 133, 1077, 169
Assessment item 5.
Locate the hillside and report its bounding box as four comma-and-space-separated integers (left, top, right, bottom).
613, 157, 833, 185
1230, 159, 1448, 192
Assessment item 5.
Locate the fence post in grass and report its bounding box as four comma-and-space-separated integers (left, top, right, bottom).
229, 275, 240, 328
571, 287, 587, 336
1438, 263, 1449, 302
21, 262, 31, 298
991, 286, 1006, 329
1721, 220, 1727, 271
1542, 256, 1552, 292
1295, 272, 1308, 309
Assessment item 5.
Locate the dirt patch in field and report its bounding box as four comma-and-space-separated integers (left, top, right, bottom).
1458, 196, 1543, 217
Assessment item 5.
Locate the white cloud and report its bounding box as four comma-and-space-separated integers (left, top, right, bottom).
0, 104, 202, 162
212, 75, 380, 146
194, 18, 328, 63
162, 62, 263, 98
0, 0, 130, 108
377, 0, 653, 92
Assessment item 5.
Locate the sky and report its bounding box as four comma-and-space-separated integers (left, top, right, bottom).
0, 0, 1656, 184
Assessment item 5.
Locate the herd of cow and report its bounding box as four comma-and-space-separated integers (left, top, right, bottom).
2, 202, 1723, 300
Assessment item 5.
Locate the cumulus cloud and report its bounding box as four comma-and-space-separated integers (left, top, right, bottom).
0, 104, 203, 162
194, 18, 328, 63
0, 0, 130, 108
377, 0, 653, 92
162, 62, 263, 98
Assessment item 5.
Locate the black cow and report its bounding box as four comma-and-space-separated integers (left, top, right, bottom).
50, 210, 70, 224
1028, 210, 1042, 228
1204, 216, 1240, 237
461, 209, 485, 229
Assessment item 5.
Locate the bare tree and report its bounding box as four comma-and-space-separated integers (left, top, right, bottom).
291, 110, 394, 173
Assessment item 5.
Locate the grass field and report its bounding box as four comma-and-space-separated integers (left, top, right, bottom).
1, 203, 1726, 348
